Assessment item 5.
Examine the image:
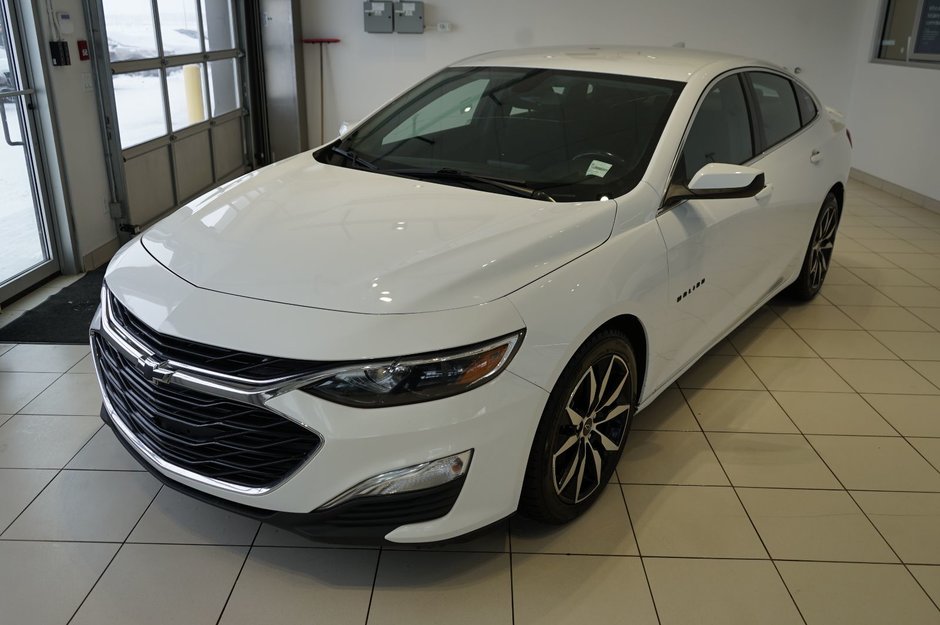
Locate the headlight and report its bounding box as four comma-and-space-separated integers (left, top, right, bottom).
301, 330, 524, 407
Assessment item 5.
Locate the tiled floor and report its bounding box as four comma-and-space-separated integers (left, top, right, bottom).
1, 180, 940, 624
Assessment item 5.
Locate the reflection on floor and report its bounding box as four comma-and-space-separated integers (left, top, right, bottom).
1, 179, 940, 624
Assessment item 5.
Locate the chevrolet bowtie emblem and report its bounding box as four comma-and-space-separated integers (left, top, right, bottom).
136, 355, 174, 385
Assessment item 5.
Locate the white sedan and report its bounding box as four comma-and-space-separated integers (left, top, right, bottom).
91, 46, 851, 543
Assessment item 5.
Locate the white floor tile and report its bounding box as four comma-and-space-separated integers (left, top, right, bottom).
513, 554, 658, 625
219, 547, 377, 625
3, 470, 160, 541
646, 558, 804, 625
368, 551, 512, 625
778, 561, 940, 625
70, 543, 248, 625
0, 541, 119, 625
128, 487, 260, 545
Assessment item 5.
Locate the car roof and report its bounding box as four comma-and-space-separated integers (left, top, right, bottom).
452, 46, 772, 83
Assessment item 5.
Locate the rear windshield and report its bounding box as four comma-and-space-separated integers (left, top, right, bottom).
316, 66, 684, 202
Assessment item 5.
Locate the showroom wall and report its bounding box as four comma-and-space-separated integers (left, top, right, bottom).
846, 0, 940, 202
300, 0, 867, 147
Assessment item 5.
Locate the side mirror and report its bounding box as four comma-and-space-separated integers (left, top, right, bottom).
664, 163, 766, 207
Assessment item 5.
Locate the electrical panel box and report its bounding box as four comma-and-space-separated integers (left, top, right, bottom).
394, 2, 424, 34
363, 1, 394, 33
49, 41, 70, 66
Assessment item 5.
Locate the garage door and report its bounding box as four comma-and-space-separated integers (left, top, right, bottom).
88, 0, 253, 233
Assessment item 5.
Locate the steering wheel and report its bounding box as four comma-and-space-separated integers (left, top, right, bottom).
571, 151, 628, 168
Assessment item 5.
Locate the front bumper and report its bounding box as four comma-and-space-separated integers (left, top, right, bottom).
90, 261, 549, 542
100, 404, 473, 543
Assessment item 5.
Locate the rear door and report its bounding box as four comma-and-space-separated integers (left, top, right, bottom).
656, 72, 774, 368
743, 71, 829, 280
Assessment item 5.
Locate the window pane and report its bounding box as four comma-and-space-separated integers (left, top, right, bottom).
382, 79, 488, 145
103, 0, 158, 62
202, 0, 235, 51
157, 0, 202, 56
113, 71, 167, 147
749, 72, 801, 148
878, 0, 920, 60
796, 85, 817, 126
1, 16, 17, 92
336, 67, 682, 202
167, 64, 207, 130
680, 75, 752, 182
208, 58, 239, 116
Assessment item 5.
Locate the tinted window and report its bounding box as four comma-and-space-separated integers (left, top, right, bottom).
795, 84, 817, 127
749, 72, 801, 147
318, 67, 684, 202
677, 75, 753, 183
383, 78, 489, 144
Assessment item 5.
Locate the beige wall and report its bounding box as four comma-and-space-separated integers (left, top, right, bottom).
846, 0, 940, 201
301, 0, 867, 148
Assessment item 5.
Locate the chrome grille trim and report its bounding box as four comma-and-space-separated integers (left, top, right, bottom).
92, 287, 328, 495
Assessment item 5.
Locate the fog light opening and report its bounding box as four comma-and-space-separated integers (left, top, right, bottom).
319, 450, 473, 509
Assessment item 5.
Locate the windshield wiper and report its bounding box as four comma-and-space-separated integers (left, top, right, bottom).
386, 167, 555, 202
328, 145, 379, 170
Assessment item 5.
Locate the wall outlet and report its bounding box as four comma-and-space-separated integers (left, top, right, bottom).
82, 72, 93, 92
436, 21, 452, 32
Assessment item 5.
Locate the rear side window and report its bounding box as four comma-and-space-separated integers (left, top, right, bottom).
677, 74, 753, 183
795, 84, 818, 127
748, 72, 801, 148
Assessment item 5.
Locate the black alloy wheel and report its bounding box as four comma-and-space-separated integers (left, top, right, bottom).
788, 192, 840, 300
519, 330, 637, 523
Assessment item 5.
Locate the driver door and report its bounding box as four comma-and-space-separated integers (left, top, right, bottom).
655, 73, 775, 369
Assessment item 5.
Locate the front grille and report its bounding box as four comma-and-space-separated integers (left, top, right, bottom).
108, 292, 324, 381
94, 333, 321, 489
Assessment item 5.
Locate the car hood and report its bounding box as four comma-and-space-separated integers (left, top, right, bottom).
141, 154, 617, 314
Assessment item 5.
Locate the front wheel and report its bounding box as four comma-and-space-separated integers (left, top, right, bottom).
519, 330, 637, 524
787, 192, 840, 300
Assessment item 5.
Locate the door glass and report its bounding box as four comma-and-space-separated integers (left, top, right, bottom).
113, 70, 168, 147
102, 0, 158, 61
795, 85, 817, 127
167, 63, 207, 129
748, 72, 801, 148
0, 10, 49, 285
157, 0, 202, 56
678, 75, 753, 183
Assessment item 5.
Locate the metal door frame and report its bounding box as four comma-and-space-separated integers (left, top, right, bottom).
0, 0, 63, 303
83, 0, 257, 239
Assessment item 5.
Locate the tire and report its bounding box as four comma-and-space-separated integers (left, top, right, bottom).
519, 330, 638, 524
787, 192, 840, 301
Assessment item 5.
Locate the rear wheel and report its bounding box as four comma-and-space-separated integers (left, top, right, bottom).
519, 330, 637, 523
787, 192, 840, 300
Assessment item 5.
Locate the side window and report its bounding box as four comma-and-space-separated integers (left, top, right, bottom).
677, 74, 753, 183
748, 72, 801, 147
795, 84, 817, 127
382, 79, 489, 145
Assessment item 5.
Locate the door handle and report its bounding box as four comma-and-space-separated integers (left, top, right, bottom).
0, 96, 24, 147
810, 149, 823, 164
755, 183, 773, 201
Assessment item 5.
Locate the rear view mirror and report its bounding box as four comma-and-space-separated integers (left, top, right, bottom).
664, 163, 765, 207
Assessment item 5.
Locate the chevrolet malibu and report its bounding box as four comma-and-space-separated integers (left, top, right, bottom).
91, 46, 851, 543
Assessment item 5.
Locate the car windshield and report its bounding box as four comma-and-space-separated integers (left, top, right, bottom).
315, 66, 684, 202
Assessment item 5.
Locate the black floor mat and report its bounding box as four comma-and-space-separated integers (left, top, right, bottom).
0, 267, 107, 344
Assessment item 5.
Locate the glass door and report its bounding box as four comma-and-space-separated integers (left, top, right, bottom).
0, 0, 58, 298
